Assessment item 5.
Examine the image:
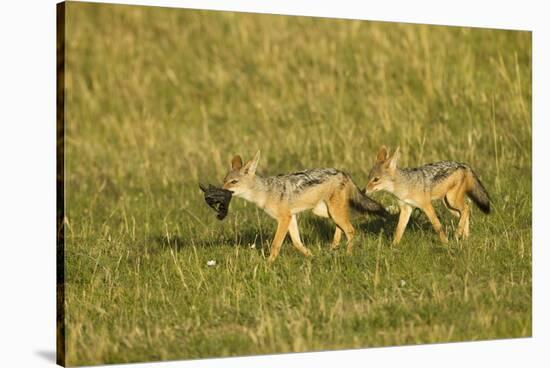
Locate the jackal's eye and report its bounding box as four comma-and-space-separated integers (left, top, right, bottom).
372, 177, 380, 183
230, 179, 239, 184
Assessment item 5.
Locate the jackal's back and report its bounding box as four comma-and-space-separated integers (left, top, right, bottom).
262, 168, 345, 199
401, 161, 468, 189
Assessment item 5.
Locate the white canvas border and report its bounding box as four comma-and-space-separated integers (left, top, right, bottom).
0, 1, 546, 367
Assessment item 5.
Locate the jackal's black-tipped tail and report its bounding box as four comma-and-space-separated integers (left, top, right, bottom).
349, 185, 388, 217
466, 169, 491, 214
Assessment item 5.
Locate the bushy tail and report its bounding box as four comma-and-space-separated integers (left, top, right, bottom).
349, 185, 388, 217
466, 168, 491, 214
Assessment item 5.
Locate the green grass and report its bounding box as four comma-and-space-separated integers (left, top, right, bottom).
62, 2, 532, 366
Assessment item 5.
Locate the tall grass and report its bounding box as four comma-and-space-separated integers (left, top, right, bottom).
63, 2, 531, 366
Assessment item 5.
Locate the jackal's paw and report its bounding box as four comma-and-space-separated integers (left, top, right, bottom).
267, 255, 277, 264
346, 248, 354, 256
303, 250, 313, 257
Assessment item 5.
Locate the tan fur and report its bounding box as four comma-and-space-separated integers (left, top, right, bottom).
366, 146, 489, 244
222, 151, 380, 262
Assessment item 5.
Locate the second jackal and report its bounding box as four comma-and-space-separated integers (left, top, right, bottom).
365, 146, 491, 244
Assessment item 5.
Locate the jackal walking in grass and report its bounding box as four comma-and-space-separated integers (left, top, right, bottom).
365, 146, 491, 244
222, 151, 387, 262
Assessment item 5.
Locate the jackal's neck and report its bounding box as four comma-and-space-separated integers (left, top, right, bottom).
387, 168, 412, 200
235, 175, 270, 206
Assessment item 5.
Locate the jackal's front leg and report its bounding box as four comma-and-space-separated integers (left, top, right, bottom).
288, 215, 313, 257
393, 203, 413, 245
267, 214, 292, 263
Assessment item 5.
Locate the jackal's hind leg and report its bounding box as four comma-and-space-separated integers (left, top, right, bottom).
330, 228, 342, 250
443, 196, 460, 218
445, 183, 470, 239
422, 203, 449, 244
327, 196, 355, 255
457, 204, 470, 239
288, 215, 312, 257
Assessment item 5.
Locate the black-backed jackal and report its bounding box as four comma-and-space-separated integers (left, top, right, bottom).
365, 146, 491, 244
222, 151, 387, 262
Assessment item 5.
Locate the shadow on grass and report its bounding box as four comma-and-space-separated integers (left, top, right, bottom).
356, 209, 454, 243
149, 227, 268, 254
356, 216, 392, 239
149, 208, 451, 255
300, 213, 392, 243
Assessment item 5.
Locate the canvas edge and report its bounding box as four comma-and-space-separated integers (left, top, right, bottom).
56, 1, 67, 367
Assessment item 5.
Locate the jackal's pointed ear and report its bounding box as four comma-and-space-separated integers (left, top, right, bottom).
243, 150, 260, 175
376, 145, 389, 163
231, 155, 243, 170
388, 146, 400, 172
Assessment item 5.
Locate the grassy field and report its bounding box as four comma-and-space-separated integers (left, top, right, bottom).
62, 2, 532, 366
